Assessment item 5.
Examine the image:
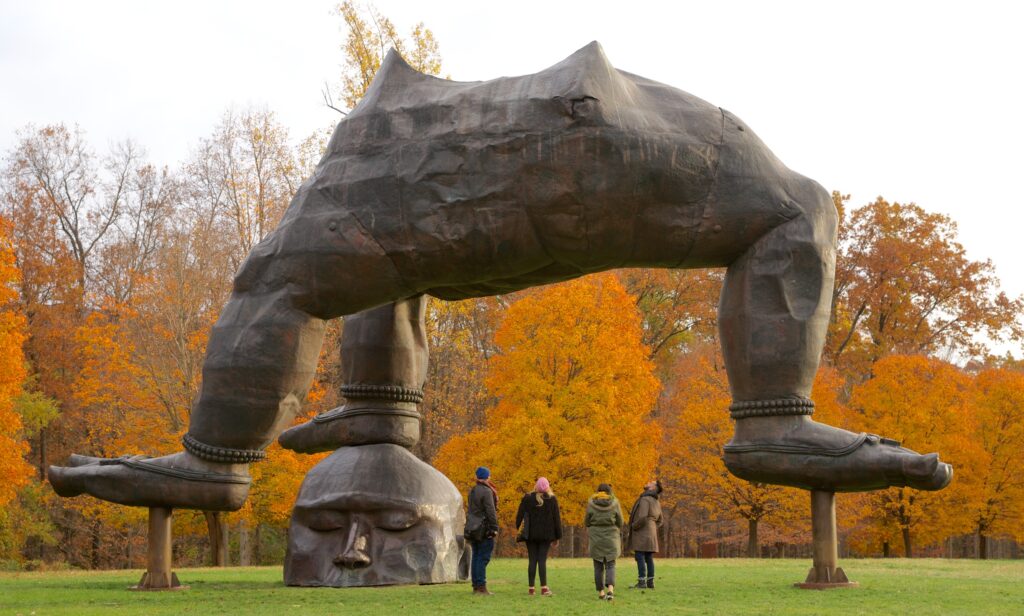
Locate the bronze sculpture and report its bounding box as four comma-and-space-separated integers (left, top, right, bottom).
284, 443, 465, 587
49, 42, 951, 586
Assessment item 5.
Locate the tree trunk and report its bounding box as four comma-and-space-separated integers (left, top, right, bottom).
238, 518, 251, 566
205, 512, 228, 566
883, 541, 890, 557
747, 518, 759, 558
568, 526, 575, 558
902, 527, 913, 558
38, 428, 48, 481
90, 520, 101, 569
978, 532, 988, 560
254, 523, 262, 565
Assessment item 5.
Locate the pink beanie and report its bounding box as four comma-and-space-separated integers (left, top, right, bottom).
535, 477, 550, 492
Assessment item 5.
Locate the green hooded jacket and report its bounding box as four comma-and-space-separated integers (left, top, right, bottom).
584, 491, 623, 561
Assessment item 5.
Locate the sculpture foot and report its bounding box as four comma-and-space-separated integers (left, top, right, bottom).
279, 407, 420, 453
722, 417, 952, 493
49, 451, 251, 511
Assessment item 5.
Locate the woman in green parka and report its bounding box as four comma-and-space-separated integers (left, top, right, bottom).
584, 483, 622, 601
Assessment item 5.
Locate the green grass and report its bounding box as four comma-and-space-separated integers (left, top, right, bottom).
1, 558, 1022, 615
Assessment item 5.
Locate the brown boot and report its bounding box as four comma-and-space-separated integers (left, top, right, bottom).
473, 585, 494, 595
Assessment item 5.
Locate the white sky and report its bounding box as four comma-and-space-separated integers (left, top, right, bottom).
1, 0, 1022, 354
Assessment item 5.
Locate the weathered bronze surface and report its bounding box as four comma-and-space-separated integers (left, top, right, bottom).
279, 296, 428, 453
284, 444, 465, 587
49, 41, 951, 561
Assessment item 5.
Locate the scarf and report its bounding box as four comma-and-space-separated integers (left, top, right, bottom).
478, 478, 499, 509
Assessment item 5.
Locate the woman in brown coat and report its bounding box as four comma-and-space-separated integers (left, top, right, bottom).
627, 479, 663, 589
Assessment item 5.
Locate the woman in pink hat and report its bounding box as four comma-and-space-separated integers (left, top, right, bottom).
515, 476, 562, 595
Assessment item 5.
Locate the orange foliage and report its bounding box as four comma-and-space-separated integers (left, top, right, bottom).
845, 355, 977, 555
828, 196, 1023, 374
434, 273, 661, 527
0, 217, 32, 506
72, 306, 180, 457
963, 368, 1024, 543
659, 345, 805, 549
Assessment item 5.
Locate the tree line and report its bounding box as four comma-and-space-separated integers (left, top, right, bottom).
1, 3, 1022, 568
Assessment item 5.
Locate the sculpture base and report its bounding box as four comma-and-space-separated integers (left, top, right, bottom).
129, 507, 188, 591
131, 571, 187, 591
795, 491, 858, 590
795, 565, 858, 589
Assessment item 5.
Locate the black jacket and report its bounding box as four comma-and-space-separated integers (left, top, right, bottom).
466, 482, 498, 541
515, 492, 562, 542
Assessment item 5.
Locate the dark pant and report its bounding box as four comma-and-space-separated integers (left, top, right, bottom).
593, 558, 616, 591
635, 551, 655, 578
526, 540, 551, 587
471, 538, 494, 588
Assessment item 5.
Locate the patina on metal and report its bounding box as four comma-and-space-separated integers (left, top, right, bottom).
284, 443, 466, 587
279, 296, 428, 454
48, 42, 953, 587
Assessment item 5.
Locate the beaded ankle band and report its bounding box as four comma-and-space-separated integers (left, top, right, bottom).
340, 384, 424, 404
182, 433, 267, 463
729, 397, 814, 420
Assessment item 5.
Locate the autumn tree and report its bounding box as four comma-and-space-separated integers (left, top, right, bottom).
658, 344, 805, 557
827, 195, 1023, 376
616, 269, 722, 370
846, 355, 977, 556
418, 296, 505, 460
330, 1, 443, 111
434, 274, 662, 535
964, 368, 1024, 557
184, 108, 301, 269
0, 216, 32, 506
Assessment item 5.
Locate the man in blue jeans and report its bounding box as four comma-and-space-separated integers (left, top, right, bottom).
465, 466, 499, 594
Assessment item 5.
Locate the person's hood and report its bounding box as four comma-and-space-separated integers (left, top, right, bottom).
588, 491, 616, 509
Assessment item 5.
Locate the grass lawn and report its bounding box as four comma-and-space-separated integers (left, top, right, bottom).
2, 558, 1022, 615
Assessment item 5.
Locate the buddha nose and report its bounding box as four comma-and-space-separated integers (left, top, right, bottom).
333, 519, 371, 569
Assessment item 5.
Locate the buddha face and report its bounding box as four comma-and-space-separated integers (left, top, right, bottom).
284, 444, 465, 587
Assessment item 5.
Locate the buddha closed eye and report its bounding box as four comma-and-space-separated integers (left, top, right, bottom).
284, 444, 466, 587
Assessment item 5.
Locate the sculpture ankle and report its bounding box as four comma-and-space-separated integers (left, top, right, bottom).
182, 434, 267, 463
729, 397, 814, 420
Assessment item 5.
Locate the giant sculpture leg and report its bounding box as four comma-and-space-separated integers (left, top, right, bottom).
49, 191, 416, 510
265, 297, 466, 587
279, 298, 428, 453
717, 182, 952, 492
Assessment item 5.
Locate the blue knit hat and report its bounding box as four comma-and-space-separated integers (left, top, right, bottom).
475, 466, 490, 480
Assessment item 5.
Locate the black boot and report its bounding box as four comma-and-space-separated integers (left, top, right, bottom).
629, 578, 645, 589
646, 577, 655, 589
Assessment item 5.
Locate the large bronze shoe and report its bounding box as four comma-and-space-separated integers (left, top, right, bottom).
279, 406, 420, 453
49, 451, 251, 511
722, 415, 952, 493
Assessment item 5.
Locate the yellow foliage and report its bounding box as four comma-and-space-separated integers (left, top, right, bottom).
658, 346, 805, 542
0, 216, 32, 506
845, 355, 978, 554
434, 273, 661, 526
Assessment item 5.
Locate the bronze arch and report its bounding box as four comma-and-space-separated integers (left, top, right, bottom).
50, 42, 950, 514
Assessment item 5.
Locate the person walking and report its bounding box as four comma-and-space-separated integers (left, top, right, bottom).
515, 477, 562, 596
627, 479, 664, 590
585, 483, 622, 601
465, 466, 499, 595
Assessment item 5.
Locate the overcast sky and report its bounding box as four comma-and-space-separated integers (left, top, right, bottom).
2, 0, 1021, 353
